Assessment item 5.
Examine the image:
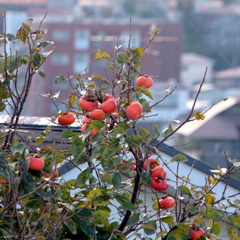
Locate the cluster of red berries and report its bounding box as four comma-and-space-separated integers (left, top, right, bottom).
57, 76, 154, 130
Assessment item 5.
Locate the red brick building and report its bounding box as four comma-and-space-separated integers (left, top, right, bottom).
25, 20, 182, 116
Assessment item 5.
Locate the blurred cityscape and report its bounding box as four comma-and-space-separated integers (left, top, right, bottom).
1, 0, 240, 177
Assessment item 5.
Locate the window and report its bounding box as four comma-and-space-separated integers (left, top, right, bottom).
120, 30, 141, 49
52, 29, 70, 41
73, 54, 90, 73
51, 54, 70, 65
91, 31, 107, 47
74, 29, 90, 50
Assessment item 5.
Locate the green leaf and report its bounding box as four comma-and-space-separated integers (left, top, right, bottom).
6, 33, 17, 43
76, 167, 92, 187
90, 120, 104, 130
92, 74, 109, 83
117, 52, 128, 64
210, 223, 222, 236
24, 197, 42, 209
93, 49, 111, 59
228, 215, 240, 228
8, 55, 29, 73
0, 86, 10, 100
143, 220, 157, 235
227, 225, 238, 240
132, 47, 144, 64
0, 55, 17, 72
126, 213, 141, 226
177, 185, 192, 196
112, 172, 122, 190
75, 218, 94, 236
170, 154, 188, 163
35, 41, 54, 49
137, 128, 152, 142
75, 207, 92, 218
0, 101, 6, 112
160, 215, 174, 224
102, 144, 118, 158
140, 98, 150, 112
204, 205, 214, 219
212, 210, 224, 222
125, 135, 142, 149
153, 124, 160, 136
61, 130, 78, 138
63, 179, 77, 190
93, 210, 109, 223
36, 69, 46, 78
162, 123, 174, 138
63, 218, 77, 235
115, 193, 135, 212
10, 143, 25, 154
135, 86, 153, 99
32, 52, 42, 68
117, 121, 128, 135
70, 138, 84, 157
54, 74, 67, 84
141, 172, 151, 185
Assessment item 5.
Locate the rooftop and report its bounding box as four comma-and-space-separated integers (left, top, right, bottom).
214, 66, 240, 79
177, 97, 239, 138
181, 53, 215, 65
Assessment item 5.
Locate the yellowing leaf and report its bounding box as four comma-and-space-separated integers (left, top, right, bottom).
228, 215, 240, 228
193, 216, 205, 225
160, 216, 174, 224
93, 49, 111, 59
210, 223, 222, 236
157, 231, 168, 239
208, 175, 218, 185
204, 194, 215, 203
87, 189, 110, 206
227, 225, 238, 240
194, 111, 205, 120
152, 197, 159, 211
67, 93, 76, 108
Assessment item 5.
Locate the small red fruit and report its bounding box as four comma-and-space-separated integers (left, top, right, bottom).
39, 206, 49, 213
159, 196, 175, 209
26, 157, 45, 171
150, 178, 169, 191
0, 177, 6, 184
136, 76, 153, 88
81, 116, 91, 124
151, 166, 167, 179
143, 157, 159, 171
88, 109, 106, 120
126, 102, 143, 120
189, 226, 204, 240
79, 95, 98, 112
101, 99, 117, 114
58, 112, 76, 126
43, 169, 59, 178
103, 93, 116, 102
131, 164, 136, 170
81, 124, 99, 137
